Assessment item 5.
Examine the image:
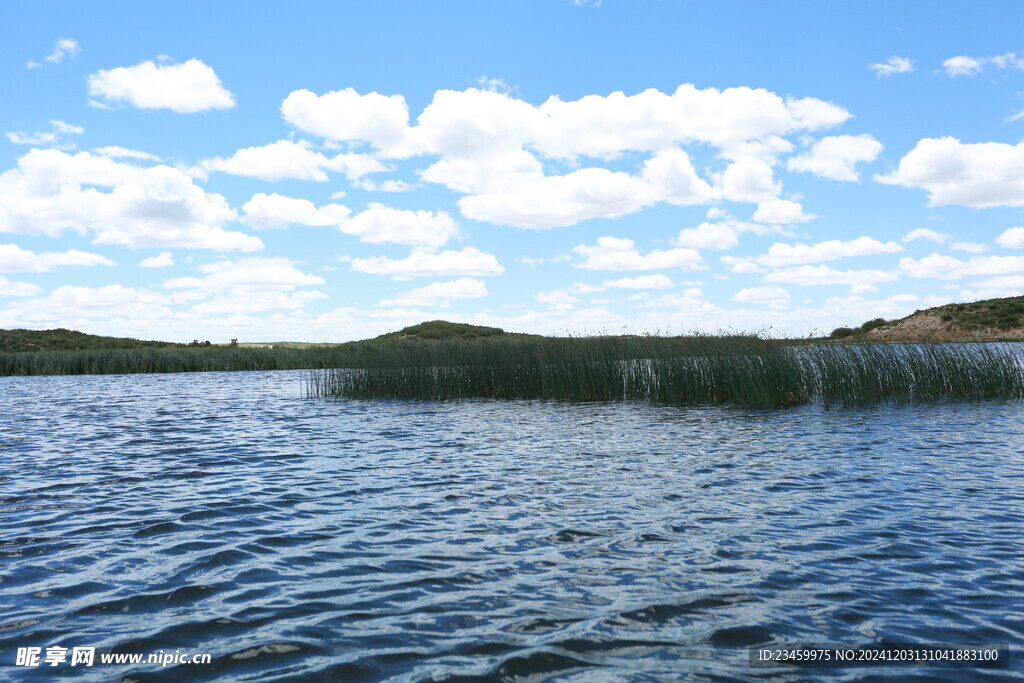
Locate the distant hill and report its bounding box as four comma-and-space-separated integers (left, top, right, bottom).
376, 320, 523, 340
0, 328, 187, 353
832, 296, 1024, 341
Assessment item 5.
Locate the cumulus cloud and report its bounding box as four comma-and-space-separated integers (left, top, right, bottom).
600, 274, 673, 289
26, 38, 79, 69
763, 264, 900, 286
754, 236, 902, 267
942, 52, 1024, 77
163, 257, 326, 315
571, 236, 702, 270
3, 285, 172, 322
950, 241, 987, 254
242, 193, 350, 229
343, 203, 459, 248
6, 120, 84, 148
752, 198, 816, 223
674, 219, 777, 251
281, 88, 411, 150
786, 134, 883, 182
996, 227, 1024, 249
379, 277, 488, 307
88, 59, 235, 113
902, 227, 949, 243
191, 140, 386, 182
732, 285, 790, 309
869, 56, 913, 78
876, 137, 1024, 207
139, 251, 174, 268
348, 247, 504, 278
536, 289, 579, 309
281, 84, 851, 227
0, 149, 260, 251
0, 276, 41, 297
959, 275, 1024, 300
91, 146, 162, 162
241, 193, 458, 248
457, 147, 715, 228
0, 243, 114, 272
899, 253, 1024, 279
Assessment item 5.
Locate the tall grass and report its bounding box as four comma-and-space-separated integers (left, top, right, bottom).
5, 335, 1023, 408
306, 337, 1024, 408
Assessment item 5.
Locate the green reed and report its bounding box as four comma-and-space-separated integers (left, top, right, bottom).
305, 338, 1024, 408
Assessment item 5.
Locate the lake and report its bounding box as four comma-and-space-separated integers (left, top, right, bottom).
1, 370, 1022, 681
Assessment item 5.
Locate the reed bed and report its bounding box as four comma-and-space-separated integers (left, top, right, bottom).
305, 338, 1024, 408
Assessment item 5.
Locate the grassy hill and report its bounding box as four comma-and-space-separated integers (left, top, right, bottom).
375, 320, 528, 340
0, 328, 187, 353
832, 296, 1024, 341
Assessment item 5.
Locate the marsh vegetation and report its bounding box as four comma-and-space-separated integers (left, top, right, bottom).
306, 336, 1024, 408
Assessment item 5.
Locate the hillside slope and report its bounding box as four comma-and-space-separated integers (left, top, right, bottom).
865, 296, 1024, 341
0, 328, 186, 353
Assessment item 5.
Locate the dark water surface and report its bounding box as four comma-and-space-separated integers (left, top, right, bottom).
1, 370, 1023, 681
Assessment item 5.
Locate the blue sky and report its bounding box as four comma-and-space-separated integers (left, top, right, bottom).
4, 1, 1024, 341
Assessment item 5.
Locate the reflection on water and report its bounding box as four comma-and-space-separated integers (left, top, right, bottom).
1, 370, 1022, 681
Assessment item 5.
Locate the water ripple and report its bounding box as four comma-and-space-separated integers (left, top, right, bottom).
0, 371, 1022, 680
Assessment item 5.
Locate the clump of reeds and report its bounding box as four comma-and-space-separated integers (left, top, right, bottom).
305, 338, 1024, 408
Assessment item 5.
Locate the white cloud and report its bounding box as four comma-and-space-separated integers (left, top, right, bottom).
3, 285, 172, 322
786, 134, 883, 182
281, 88, 411, 151
996, 227, 1024, 249
165, 257, 324, 290
754, 236, 902, 267
352, 178, 418, 192
942, 52, 1024, 77
191, 140, 386, 182
343, 203, 459, 248
900, 252, 1024, 279
139, 251, 174, 268
0, 276, 42, 297
349, 247, 504, 278
571, 236, 702, 270
851, 283, 878, 294
959, 275, 1024, 300
6, 120, 84, 148
0, 244, 114, 272
942, 56, 985, 77
902, 227, 949, 243
876, 137, 1024, 208
163, 257, 326, 315
0, 149, 260, 251
718, 157, 780, 202
763, 264, 900, 286
88, 59, 235, 113
457, 147, 714, 228
282, 84, 851, 227
674, 219, 775, 250
721, 255, 768, 274
600, 274, 673, 289
869, 56, 913, 78
950, 241, 987, 254
536, 289, 579, 309
379, 278, 488, 307
91, 146, 162, 162
752, 198, 816, 223
241, 194, 457, 248
26, 38, 80, 69
242, 193, 350, 229
732, 285, 790, 309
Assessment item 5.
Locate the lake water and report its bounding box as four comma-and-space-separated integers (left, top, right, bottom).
1, 370, 1022, 681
